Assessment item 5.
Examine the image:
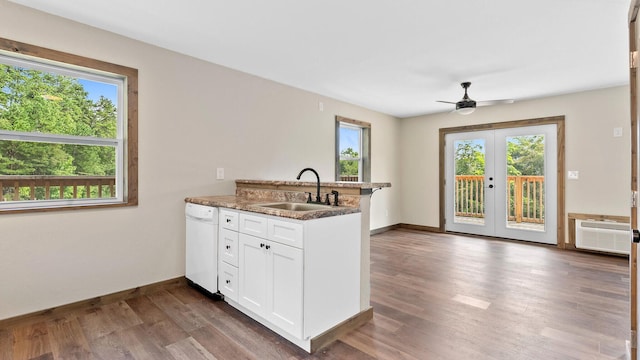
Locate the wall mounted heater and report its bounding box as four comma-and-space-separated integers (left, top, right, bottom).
575, 219, 631, 255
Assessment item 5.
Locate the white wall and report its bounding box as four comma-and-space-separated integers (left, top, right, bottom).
400, 86, 631, 235
0, 1, 401, 320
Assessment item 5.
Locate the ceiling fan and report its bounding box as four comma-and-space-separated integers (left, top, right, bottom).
437, 82, 514, 115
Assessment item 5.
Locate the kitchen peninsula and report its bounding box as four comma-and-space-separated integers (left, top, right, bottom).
185, 179, 390, 352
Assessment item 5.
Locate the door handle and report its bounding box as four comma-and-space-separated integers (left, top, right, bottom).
633, 229, 640, 243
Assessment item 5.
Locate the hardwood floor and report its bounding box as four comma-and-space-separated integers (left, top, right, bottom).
0, 229, 630, 359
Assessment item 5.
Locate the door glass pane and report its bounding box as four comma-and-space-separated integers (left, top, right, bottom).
505, 135, 545, 231
453, 139, 485, 225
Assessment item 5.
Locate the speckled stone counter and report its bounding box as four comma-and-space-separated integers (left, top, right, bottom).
235, 179, 391, 195
186, 179, 390, 220
184, 195, 359, 220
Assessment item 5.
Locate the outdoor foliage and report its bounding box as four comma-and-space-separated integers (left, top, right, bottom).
0, 64, 117, 177
454, 135, 546, 221
506, 135, 544, 176
340, 147, 359, 177
455, 135, 544, 176
455, 141, 485, 175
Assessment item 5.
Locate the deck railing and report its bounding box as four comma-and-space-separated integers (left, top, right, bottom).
0, 175, 116, 201
339, 175, 360, 182
455, 175, 545, 224
507, 175, 545, 224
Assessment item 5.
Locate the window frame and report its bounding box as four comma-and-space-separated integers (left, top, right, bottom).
335, 116, 371, 182
0, 37, 138, 213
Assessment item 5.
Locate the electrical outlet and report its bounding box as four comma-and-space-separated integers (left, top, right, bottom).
319, 101, 324, 112
216, 167, 224, 180
568, 170, 579, 180
614, 127, 623, 137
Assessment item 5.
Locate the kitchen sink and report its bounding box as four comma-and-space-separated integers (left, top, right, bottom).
256, 202, 334, 211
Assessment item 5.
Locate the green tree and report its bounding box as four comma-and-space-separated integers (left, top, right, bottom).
340, 147, 359, 177
455, 141, 485, 175
0, 64, 117, 176
507, 135, 544, 176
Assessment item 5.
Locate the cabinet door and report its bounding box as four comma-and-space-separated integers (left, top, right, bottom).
238, 233, 268, 315
268, 218, 303, 249
219, 228, 239, 267
220, 209, 239, 231
219, 261, 238, 303
267, 241, 303, 339
239, 213, 268, 237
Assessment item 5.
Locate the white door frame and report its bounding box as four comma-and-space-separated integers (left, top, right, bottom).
439, 117, 566, 248
627, 0, 639, 356
444, 125, 557, 244
444, 130, 495, 237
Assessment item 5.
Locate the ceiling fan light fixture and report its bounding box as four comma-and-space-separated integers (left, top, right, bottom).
455, 99, 476, 115
456, 107, 475, 115
437, 82, 512, 115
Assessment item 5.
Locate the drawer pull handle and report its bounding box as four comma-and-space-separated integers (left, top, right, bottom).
226, 280, 231, 284
260, 243, 265, 248
226, 218, 231, 223
226, 245, 231, 249
266, 245, 271, 250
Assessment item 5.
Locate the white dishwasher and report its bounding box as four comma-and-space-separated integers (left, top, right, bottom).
185, 203, 220, 297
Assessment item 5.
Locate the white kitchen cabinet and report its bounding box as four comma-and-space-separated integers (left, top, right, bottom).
268, 217, 303, 248
218, 211, 240, 302
239, 212, 268, 237
239, 232, 303, 338
220, 208, 239, 231
220, 208, 361, 352
268, 239, 303, 337
219, 261, 238, 302
219, 228, 239, 267
238, 233, 268, 315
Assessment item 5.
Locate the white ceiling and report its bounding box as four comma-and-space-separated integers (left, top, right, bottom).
10, 0, 631, 118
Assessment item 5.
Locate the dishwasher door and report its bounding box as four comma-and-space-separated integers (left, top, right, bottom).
185, 204, 218, 294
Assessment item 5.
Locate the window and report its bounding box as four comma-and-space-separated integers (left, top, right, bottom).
0, 38, 138, 213
335, 116, 370, 182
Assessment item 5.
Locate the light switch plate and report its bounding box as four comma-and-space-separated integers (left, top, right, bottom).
216, 167, 224, 180
614, 127, 623, 137
568, 170, 579, 180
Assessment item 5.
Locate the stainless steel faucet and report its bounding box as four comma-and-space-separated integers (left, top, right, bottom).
296, 167, 321, 203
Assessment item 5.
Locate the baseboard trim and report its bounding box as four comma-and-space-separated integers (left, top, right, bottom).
310, 307, 374, 353
370, 224, 400, 235
398, 223, 443, 233
370, 223, 444, 235
0, 277, 186, 329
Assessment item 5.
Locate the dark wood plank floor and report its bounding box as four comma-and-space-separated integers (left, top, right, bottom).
0, 229, 630, 359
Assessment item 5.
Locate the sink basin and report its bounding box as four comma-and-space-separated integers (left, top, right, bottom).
256, 202, 334, 211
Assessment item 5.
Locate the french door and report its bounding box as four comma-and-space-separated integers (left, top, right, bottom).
444, 124, 557, 244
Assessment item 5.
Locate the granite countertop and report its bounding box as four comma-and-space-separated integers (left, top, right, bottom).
236, 179, 391, 189
185, 195, 360, 220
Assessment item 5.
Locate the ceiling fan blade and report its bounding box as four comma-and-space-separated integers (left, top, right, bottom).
476, 99, 515, 106
436, 100, 457, 104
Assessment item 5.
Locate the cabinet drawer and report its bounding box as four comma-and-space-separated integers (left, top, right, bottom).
239, 213, 268, 237
219, 261, 238, 303
220, 209, 239, 231
219, 228, 239, 267
268, 218, 303, 249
